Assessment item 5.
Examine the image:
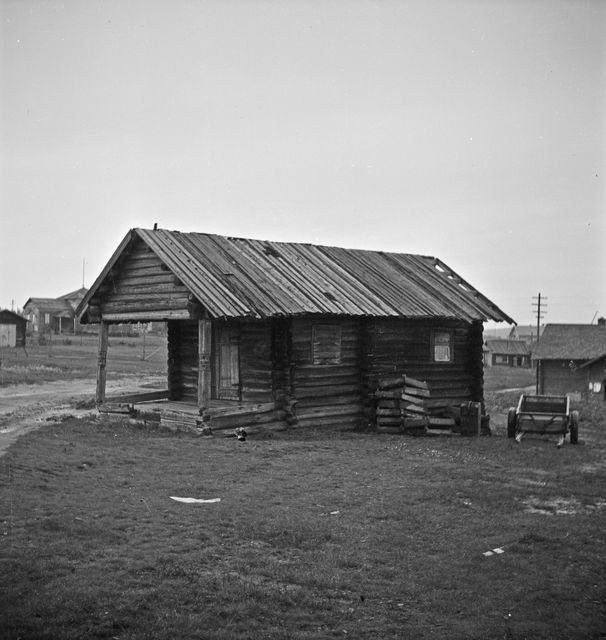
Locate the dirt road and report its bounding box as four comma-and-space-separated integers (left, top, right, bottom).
0, 375, 164, 456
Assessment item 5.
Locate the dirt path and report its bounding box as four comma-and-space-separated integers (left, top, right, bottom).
0, 375, 164, 456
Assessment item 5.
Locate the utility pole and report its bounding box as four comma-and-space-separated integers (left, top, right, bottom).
531, 293, 547, 394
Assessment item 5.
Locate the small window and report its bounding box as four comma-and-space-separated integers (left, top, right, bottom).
432, 330, 453, 363
312, 324, 342, 365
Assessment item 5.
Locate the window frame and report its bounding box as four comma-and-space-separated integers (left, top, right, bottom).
431, 329, 454, 363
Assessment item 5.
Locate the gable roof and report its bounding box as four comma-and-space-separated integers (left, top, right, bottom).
532, 324, 606, 361
485, 339, 530, 356
77, 228, 515, 323
57, 287, 88, 302
23, 297, 74, 316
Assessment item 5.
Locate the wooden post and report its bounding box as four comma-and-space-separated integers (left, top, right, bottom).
198, 318, 212, 411
96, 321, 109, 406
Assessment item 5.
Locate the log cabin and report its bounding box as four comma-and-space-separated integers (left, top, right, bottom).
76, 227, 514, 432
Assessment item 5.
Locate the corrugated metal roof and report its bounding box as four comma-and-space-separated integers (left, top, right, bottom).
531, 324, 606, 360
79, 228, 515, 323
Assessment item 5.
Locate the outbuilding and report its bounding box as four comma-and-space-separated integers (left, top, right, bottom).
0, 310, 27, 348
532, 320, 606, 400
485, 339, 531, 367
76, 228, 514, 430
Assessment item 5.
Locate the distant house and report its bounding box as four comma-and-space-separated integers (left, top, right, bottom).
76, 227, 514, 430
23, 287, 88, 334
485, 339, 531, 368
510, 324, 545, 345
532, 320, 606, 400
0, 310, 27, 348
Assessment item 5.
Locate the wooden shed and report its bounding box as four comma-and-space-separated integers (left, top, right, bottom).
0, 310, 27, 348
76, 228, 514, 431
532, 320, 606, 400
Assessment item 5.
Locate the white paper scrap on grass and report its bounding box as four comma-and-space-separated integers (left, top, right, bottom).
170, 497, 221, 504
483, 547, 505, 557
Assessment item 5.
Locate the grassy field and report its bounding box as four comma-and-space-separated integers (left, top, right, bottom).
1, 398, 605, 638
0, 334, 167, 386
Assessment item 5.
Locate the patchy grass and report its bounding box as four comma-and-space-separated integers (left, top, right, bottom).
1, 413, 605, 639
483, 366, 536, 392
0, 334, 167, 386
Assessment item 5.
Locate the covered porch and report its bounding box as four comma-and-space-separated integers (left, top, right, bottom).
95, 317, 290, 433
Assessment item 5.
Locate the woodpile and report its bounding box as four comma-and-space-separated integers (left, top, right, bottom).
374, 375, 430, 434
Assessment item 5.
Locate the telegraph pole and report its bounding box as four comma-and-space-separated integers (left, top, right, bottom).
531, 293, 547, 393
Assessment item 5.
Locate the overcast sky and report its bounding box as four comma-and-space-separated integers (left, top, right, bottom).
1, 0, 604, 327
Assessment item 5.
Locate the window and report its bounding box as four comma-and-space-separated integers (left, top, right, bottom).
432, 330, 453, 362
312, 324, 342, 365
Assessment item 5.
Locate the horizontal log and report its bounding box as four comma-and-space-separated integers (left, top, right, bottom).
294, 383, 361, 399
102, 310, 192, 321
208, 402, 275, 418
296, 404, 362, 420
295, 395, 359, 408
107, 390, 170, 404
102, 297, 190, 312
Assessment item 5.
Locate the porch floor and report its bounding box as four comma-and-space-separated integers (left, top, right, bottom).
100, 395, 286, 433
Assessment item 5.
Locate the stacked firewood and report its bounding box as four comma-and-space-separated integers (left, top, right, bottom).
374, 375, 430, 434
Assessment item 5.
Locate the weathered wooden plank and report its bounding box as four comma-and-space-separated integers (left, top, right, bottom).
198, 319, 212, 410
103, 310, 191, 321
403, 376, 429, 390
107, 390, 170, 404
96, 322, 109, 405
404, 404, 426, 414
401, 393, 425, 405
403, 386, 431, 398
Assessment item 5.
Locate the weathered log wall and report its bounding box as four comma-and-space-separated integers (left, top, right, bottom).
363, 318, 484, 416
289, 317, 364, 429
239, 321, 273, 403
94, 237, 191, 319
167, 319, 275, 404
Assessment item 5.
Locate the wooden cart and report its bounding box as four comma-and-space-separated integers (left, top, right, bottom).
507, 394, 579, 446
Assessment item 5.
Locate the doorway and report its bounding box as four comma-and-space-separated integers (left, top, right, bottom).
214, 325, 240, 400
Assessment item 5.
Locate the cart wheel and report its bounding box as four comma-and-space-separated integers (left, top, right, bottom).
569, 410, 579, 444
507, 408, 517, 438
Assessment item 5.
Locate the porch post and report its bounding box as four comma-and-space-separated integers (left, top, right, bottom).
96, 321, 109, 406
198, 318, 212, 411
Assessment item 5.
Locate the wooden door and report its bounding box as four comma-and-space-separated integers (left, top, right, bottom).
215, 325, 240, 400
